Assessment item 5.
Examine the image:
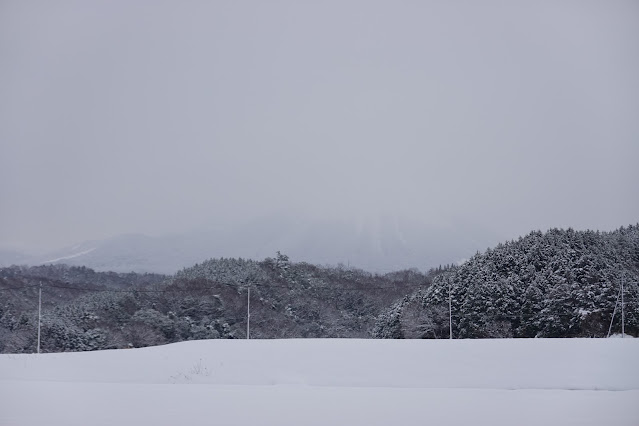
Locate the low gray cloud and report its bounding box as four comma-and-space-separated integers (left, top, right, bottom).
1, 0, 638, 253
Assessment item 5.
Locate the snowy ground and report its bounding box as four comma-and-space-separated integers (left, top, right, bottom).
1, 339, 638, 425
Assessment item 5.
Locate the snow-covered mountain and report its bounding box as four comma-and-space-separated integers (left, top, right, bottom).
1, 215, 501, 274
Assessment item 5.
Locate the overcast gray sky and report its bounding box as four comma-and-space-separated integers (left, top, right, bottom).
1, 0, 638, 252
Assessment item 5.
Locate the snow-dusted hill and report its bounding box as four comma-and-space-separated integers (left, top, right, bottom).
1, 215, 500, 274
1, 339, 638, 425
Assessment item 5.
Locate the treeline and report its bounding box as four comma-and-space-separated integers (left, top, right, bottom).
0, 265, 167, 352
0, 254, 428, 353
373, 225, 639, 339
3, 224, 638, 353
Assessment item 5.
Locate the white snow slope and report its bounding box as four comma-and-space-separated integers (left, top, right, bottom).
1, 339, 638, 426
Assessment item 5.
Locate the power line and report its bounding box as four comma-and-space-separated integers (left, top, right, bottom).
4, 270, 427, 293
46, 284, 212, 293
4, 279, 639, 301
0, 284, 41, 292
39, 282, 422, 293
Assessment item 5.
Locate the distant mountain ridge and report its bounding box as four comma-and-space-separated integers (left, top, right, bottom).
0, 215, 501, 274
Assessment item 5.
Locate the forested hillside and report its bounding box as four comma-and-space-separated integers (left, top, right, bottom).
0, 265, 166, 352
374, 225, 639, 339
0, 254, 426, 353
3, 224, 638, 353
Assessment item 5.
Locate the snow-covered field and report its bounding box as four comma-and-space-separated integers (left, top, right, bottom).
1, 339, 638, 425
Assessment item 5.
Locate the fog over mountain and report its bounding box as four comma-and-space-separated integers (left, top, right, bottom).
1, 214, 500, 274
1, 1, 638, 262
